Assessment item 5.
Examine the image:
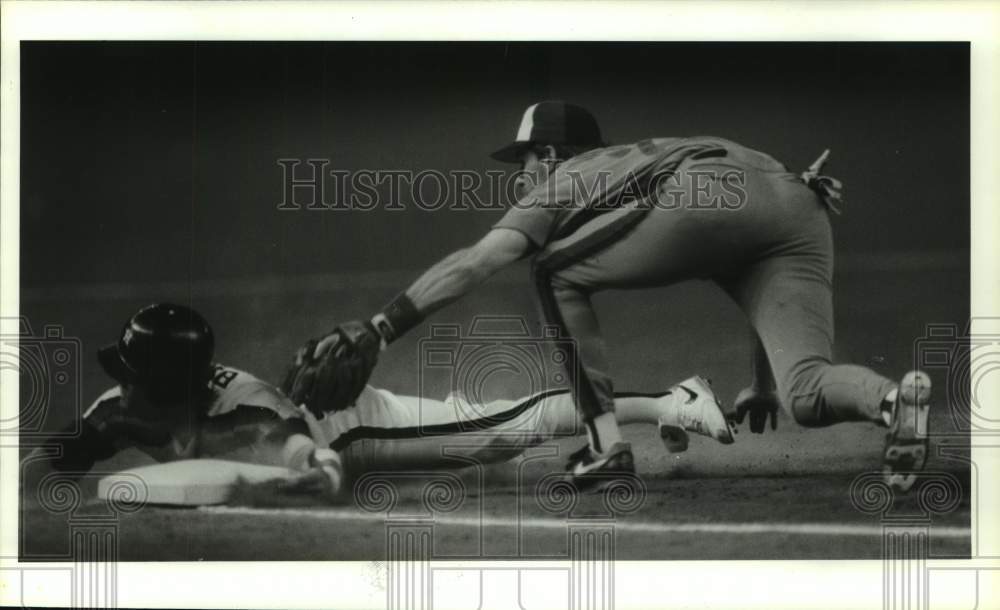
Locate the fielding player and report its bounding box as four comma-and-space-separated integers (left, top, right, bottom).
343, 101, 930, 492
22, 303, 733, 500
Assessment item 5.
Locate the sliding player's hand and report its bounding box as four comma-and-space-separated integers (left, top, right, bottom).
232, 449, 343, 506
276, 448, 344, 502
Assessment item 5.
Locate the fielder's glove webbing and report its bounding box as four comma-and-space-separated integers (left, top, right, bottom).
800, 149, 843, 215
282, 320, 382, 416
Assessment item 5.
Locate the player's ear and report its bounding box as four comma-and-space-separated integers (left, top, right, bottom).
541, 144, 559, 163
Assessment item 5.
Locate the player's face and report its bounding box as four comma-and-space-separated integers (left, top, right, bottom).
120, 382, 194, 425
515, 147, 557, 201
119, 383, 164, 420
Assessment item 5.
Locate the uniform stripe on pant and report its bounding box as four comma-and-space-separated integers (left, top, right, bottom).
329, 389, 567, 453
532, 207, 652, 452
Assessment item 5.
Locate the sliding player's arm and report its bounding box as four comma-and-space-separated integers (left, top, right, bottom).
210, 385, 343, 499
248, 413, 344, 500
22, 419, 119, 493
21, 390, 150, 491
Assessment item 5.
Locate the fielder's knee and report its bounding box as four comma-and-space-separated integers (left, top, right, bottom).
787, 394, 827, 427
782, 360, 832, 427
783, 360, 881, 427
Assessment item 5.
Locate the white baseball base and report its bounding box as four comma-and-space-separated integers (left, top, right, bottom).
97, 459, 297, 506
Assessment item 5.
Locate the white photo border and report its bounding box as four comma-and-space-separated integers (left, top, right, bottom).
1, 1, 997, 609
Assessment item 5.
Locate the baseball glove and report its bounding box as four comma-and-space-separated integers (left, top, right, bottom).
281, 320, 382, 416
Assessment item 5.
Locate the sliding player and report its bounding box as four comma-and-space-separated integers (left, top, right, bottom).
22, 303, 733, 501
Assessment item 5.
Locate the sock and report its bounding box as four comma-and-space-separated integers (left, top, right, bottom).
586, 412, 623, 453
880, 388, 898, 426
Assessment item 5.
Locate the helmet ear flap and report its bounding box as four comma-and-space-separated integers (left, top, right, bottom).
98, 344, 135, 384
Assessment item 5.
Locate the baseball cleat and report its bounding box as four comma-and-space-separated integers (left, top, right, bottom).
564, 441, 636, 492
882, 370, 931, 492
658, 376, 735, 453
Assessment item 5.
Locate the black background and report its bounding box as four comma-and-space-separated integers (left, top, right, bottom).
21, 42, 969, 286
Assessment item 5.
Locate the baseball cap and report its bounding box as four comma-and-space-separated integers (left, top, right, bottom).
490, 100, 606, 163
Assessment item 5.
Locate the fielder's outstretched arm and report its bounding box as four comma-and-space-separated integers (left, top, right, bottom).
370, 228, 531, 344
406, 228, 531, 314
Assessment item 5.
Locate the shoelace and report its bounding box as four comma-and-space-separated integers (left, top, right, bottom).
800, 149, 843, 215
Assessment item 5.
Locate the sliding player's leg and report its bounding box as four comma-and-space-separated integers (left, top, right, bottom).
316, 386, 580, 473
315, 382, 732, 476
615, 376, 734, 452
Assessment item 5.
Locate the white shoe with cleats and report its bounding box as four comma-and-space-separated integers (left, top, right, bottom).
658, 376, 735, 453
883, 370, 931, 492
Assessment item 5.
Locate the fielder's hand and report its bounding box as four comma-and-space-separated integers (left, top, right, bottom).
733, 387, 781, 434
282, 320, 382, 416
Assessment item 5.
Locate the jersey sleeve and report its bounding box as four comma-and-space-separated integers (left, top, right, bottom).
200, 404, 316, 471
202, 367, 316, 470
207, 365, 300, 419
492, 158, 593, 247
37, 387, 127, 475
492, 202, 561, 248
493, 142, 677, 247
82, 385, 123, 419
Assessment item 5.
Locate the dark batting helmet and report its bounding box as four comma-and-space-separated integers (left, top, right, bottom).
490, 100, 606, 163
98, 303, 215, 399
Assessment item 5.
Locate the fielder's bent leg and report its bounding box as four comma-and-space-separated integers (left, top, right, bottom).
533, 266, 620, 449
722, 221, 896, 427
531, 201, 671, 460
